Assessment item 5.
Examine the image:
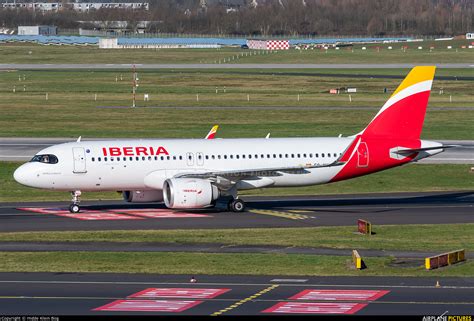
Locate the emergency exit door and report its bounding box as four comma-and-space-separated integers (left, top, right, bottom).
186, 152, 194, 166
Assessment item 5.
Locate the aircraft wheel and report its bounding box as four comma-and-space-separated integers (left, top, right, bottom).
69, 204, 80, 213
230, 199, 245, 212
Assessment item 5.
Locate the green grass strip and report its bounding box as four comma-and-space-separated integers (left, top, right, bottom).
0, 224, 472, 252
0, 252, 472, 277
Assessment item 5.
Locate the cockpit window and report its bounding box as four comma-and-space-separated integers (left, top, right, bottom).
30, 154, 58, 164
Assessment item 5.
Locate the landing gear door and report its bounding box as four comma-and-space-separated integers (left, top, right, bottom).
357, 142, 369, 167
72, 147, 87, 173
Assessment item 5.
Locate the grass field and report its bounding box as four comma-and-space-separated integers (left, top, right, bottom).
0, 69, 472, 138
1, 162, 473, 202
0, 223, 472, 252
0, 252, 471, 276
0, 39, 473, 64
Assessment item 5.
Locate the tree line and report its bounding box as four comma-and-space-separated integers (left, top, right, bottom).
0, 0, 472, 36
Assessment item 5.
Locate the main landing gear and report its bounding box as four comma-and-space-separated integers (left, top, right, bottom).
69, 190, 81, 213
228, 198, 245, 212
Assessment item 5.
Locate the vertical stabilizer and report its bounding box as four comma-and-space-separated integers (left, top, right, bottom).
362, 66, 436, 140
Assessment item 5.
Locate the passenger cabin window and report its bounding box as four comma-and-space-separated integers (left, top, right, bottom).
32, 154, 59, 164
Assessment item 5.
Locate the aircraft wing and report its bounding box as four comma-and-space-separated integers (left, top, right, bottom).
176, 136, 358, 181
175, 160, 345, 181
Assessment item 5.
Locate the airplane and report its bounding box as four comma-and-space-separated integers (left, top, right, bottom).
14, 66, 451, 213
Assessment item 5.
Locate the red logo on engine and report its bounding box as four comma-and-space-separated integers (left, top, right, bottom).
183, 189, 203, 194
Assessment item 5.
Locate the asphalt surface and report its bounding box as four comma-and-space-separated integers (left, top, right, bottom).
0, 191, 472, 232
1, 137, 473, 163
1, 63, 472, 69
0, 272, 472, 315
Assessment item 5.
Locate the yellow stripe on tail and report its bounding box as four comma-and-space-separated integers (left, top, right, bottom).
391, 66, 436, 97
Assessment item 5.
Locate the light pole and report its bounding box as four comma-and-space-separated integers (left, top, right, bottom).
132, 64, 138, 108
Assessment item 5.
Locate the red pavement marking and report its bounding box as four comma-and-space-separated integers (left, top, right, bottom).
53, 213, 143, 220
18, 207, 69, 214
128, 288, 230, 299
114, 209, 210, 218
93, 299, 202, 312
17, 208, 143, 220
289, 289, 390, 301
263, 302, 367, 314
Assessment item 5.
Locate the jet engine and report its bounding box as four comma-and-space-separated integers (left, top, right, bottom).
122, 190, 163, 203
163, 178, 220, 209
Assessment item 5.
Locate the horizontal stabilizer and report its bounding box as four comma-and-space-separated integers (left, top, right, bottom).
396, 145, 457, 155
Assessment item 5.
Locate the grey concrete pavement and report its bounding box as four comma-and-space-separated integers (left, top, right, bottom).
0, 272, 473, 315
1, 191, 472, 232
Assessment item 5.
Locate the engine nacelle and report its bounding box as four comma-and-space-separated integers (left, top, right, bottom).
122, 190, 163, 203
163, 178, 219, 209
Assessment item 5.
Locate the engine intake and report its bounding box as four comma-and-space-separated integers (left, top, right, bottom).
163, 178, 219, 209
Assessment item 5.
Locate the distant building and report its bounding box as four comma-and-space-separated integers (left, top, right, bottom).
1, 1, 149, 12
99, 38, 221, 49
78, 21, 153, 35
18, 26, 57, 36
72, 2, 149, 12
247, 39, 290, 50
2, 2, 63, 11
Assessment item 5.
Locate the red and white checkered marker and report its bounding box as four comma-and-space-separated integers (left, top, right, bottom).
263, 302, 367, 314
93, 299, 202, 312
290, 289, 389, 301
247, 39, 290, 50
128, 288, 230, 299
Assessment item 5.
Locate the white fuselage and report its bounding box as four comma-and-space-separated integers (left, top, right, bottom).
14, 137, 354, 192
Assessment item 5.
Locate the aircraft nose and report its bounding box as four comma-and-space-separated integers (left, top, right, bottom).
13, 164, 32, 186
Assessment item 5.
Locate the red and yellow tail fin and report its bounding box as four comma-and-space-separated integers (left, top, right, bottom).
362, 66, 436, 140
205, 125, 219, 139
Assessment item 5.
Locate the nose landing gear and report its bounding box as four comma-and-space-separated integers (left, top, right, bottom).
69, 190, 82, 213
